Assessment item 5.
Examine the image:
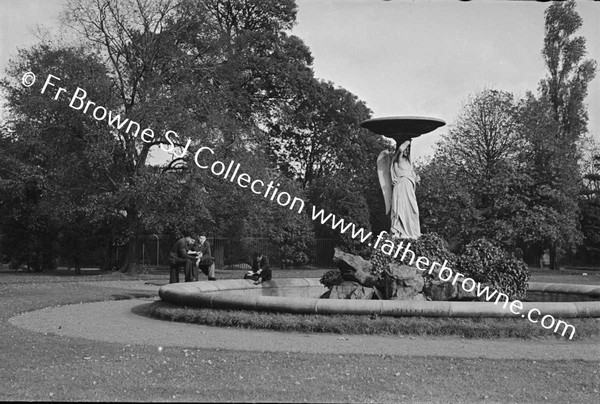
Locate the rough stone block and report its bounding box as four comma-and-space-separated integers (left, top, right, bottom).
409, 293, 428, 302
329, 281, 374, 300
391, 286, 418, 300
403, 275, 424, 292
426, 281, 458, 301
333, 248, 380, 287
379, 262, 425, 299
387, 263, 418, 281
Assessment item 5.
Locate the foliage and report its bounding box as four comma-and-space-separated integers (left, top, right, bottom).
438, 89, 524, 181
369, 240, 392, 276
195, 149, 314, 267
267, 179, 314, 267
516, 94, 584, 263
523, 0, 597, 268
307, 173, 372, 255
579, 141, 600, 263
540, 0, 597, 142
417, 89, 529, 249
369, 232, 455, 275
0, 45, 119, 270
457, 239, 530, 301
319, 268, 343, 289
409, 233, 457, 269
369, 233, 528, 300
267, 78, 375, 187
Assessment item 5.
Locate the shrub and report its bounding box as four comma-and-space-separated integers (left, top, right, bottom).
370, 240, 393, 275
369, 232, 455, 275
457, 239, 529, 300
320, 268, 343, 289
409, 233, 457, 268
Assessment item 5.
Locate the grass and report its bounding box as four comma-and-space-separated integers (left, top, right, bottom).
147, 301, 600, 341
528, 269, 600, 285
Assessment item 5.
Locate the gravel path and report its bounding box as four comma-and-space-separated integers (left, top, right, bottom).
9, 295, 600, 361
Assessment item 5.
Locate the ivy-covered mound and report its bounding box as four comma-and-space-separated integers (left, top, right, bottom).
320, 267, 344, 289
369, 232, 457, 275
320, 232, 530, 301
457, 239, 530, 301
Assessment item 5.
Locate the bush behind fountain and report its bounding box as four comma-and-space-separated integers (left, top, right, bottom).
457, 239, 529, 300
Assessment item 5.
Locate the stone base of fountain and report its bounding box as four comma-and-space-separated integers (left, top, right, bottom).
158, 278, 600, 318
327, 248, 473, 302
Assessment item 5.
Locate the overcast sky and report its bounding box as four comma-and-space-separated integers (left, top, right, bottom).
1, 0, 599, 161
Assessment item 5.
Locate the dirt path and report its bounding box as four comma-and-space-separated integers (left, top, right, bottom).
10, 297, 600, 361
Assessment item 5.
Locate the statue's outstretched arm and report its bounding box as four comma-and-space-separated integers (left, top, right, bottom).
377, 150, 393, 215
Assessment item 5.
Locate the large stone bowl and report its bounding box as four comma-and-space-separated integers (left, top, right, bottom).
360, 116, 446, 143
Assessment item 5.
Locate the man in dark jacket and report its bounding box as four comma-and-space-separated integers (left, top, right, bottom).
244, 253, 271, 284
168, 235, 197, 283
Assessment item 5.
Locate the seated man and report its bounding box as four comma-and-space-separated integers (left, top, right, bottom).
244, 253, 271, 285
168, 234, 198, 283
193, 235, 216, 281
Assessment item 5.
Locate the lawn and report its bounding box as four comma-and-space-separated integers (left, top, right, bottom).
1, 266, 599, 402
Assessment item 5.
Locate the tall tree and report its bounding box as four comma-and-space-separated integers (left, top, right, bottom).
59, 0, 315, 271
439, 89, 524, 181
0, 46, 123, 270
267, 79, 381, 188
417, 89, 529, 249
516, 94, 583, 266
522, 0, 597, 268
60, 0, 199, 272
540, 0, 597, 143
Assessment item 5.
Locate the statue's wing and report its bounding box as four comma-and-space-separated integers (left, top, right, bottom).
377, 150, 393, 215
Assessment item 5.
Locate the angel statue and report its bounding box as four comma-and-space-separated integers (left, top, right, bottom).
377, 139, 421, 239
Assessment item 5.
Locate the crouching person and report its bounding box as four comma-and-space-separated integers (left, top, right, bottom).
244, 253, 271, 285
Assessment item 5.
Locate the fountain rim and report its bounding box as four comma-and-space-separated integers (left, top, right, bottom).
158, 278, 600, 318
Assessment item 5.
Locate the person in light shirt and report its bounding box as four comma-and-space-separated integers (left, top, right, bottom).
192, 235, 216, 281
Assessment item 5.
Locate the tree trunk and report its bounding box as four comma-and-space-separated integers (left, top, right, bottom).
102, 242, 117, 271
120, 205, 140, 274
550, 243, 558, 270
119, 237, 138, 273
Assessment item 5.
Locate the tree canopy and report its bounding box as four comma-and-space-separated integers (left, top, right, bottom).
0, 0, 383, 271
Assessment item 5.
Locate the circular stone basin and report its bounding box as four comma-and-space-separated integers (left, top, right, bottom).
158, 279, 600, 318
360, 116, 446, 143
